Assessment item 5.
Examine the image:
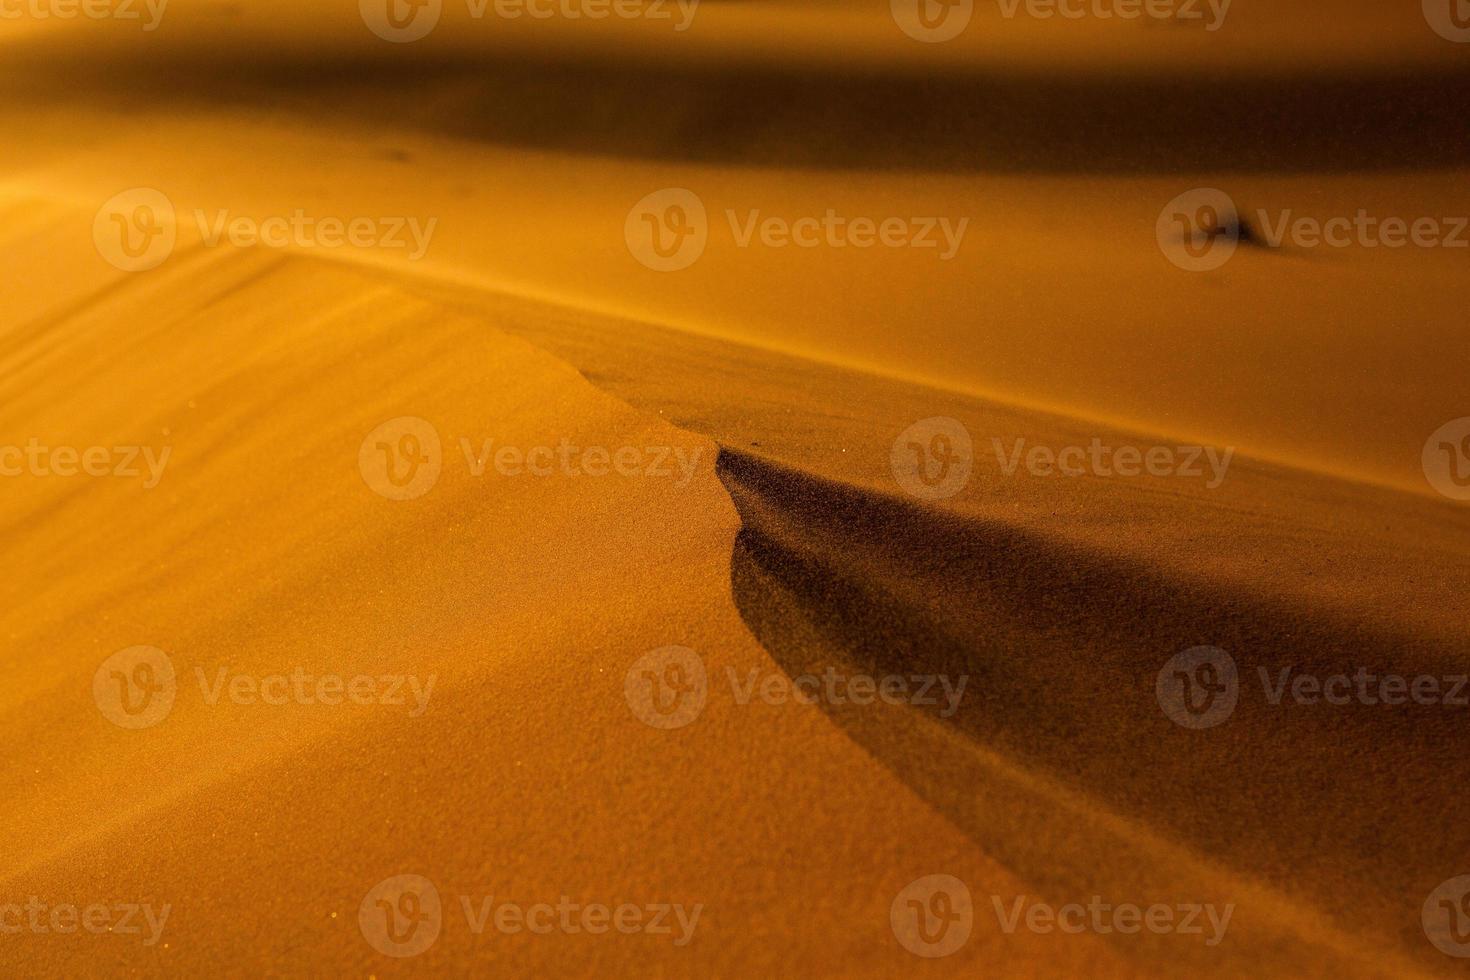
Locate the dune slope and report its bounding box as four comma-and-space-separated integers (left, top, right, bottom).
3, 197, 1467, 974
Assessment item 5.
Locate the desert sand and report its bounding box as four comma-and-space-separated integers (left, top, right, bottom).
2, 2, 1469, 976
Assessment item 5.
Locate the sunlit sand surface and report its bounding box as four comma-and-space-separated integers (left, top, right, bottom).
3, 2, 1469, 975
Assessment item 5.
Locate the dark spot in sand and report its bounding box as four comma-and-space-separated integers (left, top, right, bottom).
1228, 209, 1268, 248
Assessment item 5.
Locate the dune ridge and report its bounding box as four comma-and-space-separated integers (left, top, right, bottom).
4, 2, 1469, 959
5, 75, 1468, 496
1, 217, 1136, 978
2, 229, 1460, 973
720, 447, 1465, 970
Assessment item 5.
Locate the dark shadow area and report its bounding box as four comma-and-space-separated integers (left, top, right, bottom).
718, 446, 1470, 967
6, 44, 1470, 174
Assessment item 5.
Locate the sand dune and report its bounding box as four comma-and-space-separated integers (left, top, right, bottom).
1, 194, 1466, 974
5, 108, 1467, 495
0, 229, 1116, 977
4, 3, 1470, 975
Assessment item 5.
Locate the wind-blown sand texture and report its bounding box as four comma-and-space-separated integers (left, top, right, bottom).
3, 2, 1469, 975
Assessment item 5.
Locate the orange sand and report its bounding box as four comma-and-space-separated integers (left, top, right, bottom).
3, 3, 1470, 976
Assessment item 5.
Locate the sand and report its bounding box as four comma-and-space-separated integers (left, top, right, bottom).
3, 3, 1469, 976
